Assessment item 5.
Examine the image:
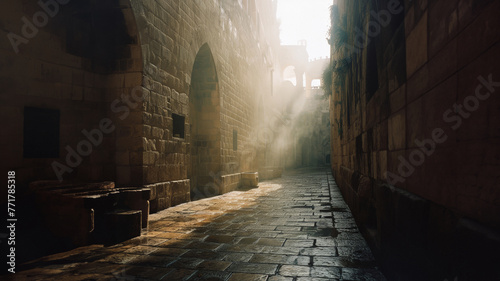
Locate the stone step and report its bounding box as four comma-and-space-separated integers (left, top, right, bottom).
103, 210, 142, 245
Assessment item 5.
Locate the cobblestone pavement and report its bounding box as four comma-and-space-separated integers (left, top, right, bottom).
12, 168, 386, 281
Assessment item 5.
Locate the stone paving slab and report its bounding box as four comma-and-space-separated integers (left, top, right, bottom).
10, 168, 386, 280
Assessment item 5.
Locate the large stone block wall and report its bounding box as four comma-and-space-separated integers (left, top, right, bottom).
0, 1, 144, 189
0, 0, 280, 210
145, 179, 190, 213
330, 0, 500, 279
220, 173, 242, 195
131, 0, 279, 205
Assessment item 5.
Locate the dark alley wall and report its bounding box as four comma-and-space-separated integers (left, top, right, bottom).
328, 0, 500, 279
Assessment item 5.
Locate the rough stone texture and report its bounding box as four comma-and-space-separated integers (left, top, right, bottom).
241, 172, 259, 187
0, 0, 280, 207
406, 12, 428, 77
13, 168, 386, 281
330, 0, 500, 280
0, 1, 142, 185
130, 0, 281, 192
221, 173, 242, 195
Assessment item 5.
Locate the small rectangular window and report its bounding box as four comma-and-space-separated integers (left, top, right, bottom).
233, 130, 238, 151
23, 107, 60, 158
172, 114, 185, 139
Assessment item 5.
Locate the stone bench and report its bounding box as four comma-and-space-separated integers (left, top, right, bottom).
104, 210, 142, 244
241, 172, 259, 188
29, 181, 150, 246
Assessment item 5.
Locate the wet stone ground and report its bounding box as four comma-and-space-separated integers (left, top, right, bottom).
12, 168, 386, 281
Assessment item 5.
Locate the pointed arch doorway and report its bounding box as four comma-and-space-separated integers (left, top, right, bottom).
189, 44, 222, 200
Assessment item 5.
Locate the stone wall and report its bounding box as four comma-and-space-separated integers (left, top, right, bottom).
329, 0, 500, 279
0, 0, 143, 188
0, 0, 280, 210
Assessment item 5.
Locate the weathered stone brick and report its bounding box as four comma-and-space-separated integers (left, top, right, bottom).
390, 84, 406, 114
406, 64, 429, 103
406, 12, 428, 77
421, 75, 457, 140
457, 0, 500, 68
388, 110, 406, 151
428, 0, 458, 57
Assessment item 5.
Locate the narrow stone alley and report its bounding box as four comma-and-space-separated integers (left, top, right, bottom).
2, 0, 500, 279
12, 168, 385, 281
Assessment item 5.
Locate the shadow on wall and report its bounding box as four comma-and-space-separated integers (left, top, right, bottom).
189, 43, 222, 200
